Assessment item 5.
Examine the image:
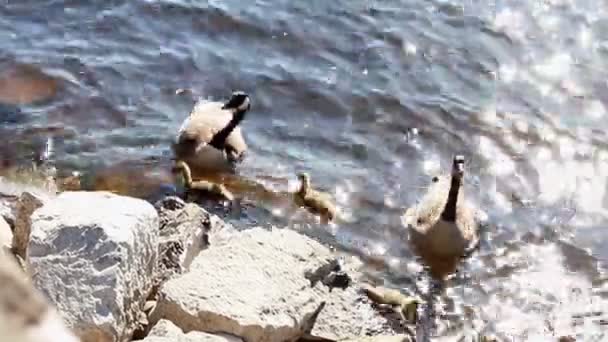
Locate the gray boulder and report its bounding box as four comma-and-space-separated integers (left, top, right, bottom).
153, 197, 237, 288
27, 191, 159, 342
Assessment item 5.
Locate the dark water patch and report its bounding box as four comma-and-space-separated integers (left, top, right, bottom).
48, 95, 130, 131
0, 102, 23, 125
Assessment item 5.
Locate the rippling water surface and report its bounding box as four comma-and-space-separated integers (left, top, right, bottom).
1, 0, 607, 340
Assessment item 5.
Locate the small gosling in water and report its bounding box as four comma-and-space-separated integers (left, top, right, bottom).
403, 155, 479, 260
362, 284, 421, 325
172, 160, 234, 202
294, 172, 336, 224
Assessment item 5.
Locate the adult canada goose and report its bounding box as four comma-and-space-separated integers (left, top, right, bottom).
172, 160, 234, 202
402, 155, 479, 260
172, 91, 251, 172
293, 172, 336, 224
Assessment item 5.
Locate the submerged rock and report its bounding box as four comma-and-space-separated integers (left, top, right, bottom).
27, 191, 159, 342
153, 227, 395, 342
143, 319, 243, 342
0, 250, 79, 342
0, 62, 61, 105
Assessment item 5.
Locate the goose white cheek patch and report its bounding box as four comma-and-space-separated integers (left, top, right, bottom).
237, 97, 250, 111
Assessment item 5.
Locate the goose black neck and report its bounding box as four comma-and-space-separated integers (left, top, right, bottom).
440, 174, 462, 222
298, 176, 311, 196
208, 111, 246, 150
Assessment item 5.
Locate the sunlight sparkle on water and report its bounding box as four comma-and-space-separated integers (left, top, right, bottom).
403, 41, 417, 55
533, 53, 572, 82
478, 136, 516, 176
583, 99, 606, 120
422, 155, 440, 175
493, 8, 526, 42
487, 244, 608, 340
498, 64, 517, 84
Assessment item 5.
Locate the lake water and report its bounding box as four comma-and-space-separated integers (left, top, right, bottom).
1, 0, 607, 340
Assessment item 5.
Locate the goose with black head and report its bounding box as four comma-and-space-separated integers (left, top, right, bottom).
402, 155, 479, 260
172, 91, 251, 173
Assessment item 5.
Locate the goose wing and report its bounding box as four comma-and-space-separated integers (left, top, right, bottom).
413, 176, 449, 220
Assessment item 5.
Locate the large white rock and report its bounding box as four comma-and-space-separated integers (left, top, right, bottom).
27, 191, 159, 342
154, 227, 395, 342
0, 251, 79, 342
143, 319, 242, 342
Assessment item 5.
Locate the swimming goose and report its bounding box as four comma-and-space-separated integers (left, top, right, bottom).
172, 91, 251, 172
172, 160, 234, 202
402, 155, 479, 260
293, 172, 336, 224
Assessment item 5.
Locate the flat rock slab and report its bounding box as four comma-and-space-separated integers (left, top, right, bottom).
27, 191, 159, 342
143, 319, 243, 342
155, 227, 334, 342
155, 227, 395, 342
307, 285, 397, 341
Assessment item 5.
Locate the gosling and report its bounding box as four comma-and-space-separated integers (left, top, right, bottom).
362, 284, 421, 325
293, 172, 336, 224
172, 91, 251, 172
172, 160, 234, 202
402, 155, 479, 260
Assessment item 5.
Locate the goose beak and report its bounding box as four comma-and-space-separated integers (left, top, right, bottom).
453, 155, 465, 174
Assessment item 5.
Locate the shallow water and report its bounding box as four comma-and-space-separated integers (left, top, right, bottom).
1, 0, 607, 340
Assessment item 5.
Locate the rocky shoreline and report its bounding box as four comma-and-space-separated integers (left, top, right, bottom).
0, 177, 416, 342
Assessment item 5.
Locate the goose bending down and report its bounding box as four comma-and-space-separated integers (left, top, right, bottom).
172, 160, 234, 202
293, 172, 336, 224
172, 91, 251, 172
402, 155, 479, 260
